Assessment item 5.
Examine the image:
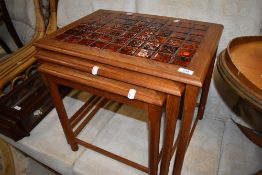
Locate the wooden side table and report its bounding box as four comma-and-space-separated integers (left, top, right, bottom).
34, 10, 223, 175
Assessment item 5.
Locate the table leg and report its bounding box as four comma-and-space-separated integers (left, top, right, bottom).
197, 49, 217, 120
148, 104, 162, 175
160, 95, 181, 175
43, 74, 78, 151
172, 85, 199, 175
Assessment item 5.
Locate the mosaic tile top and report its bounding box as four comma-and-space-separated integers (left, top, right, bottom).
55, 11, 209, 67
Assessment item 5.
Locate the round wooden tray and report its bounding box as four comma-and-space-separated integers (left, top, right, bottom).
217, 36, 262, 110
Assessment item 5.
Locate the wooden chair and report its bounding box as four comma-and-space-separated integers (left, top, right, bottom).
0, 0, 45, 97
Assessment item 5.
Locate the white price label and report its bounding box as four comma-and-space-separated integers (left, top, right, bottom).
91, 66, 99, 75
13, 106, 22, 111
178, 67, 194, 75
127, 89, 136, 99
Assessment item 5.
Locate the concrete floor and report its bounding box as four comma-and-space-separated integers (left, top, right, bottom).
5, 92, 260, 175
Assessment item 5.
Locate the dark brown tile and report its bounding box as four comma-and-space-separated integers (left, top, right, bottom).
156, 30, 173, 37
104, 43, 122, 52
109, 29, 124, 36
64, 29, 80, 35
167, 38, 183, 47
83, 26, 99, 32
96, 28, 110, 34
121, 31, 137, 38
78, 39, 95, 46
170, 32, 188, 39
80, 32, 92, 38
152, 52, 172, 63
135, 21, 150, 27
129, 26, 145, 33
149, 36, 167, 44
160, 44, 179, 54
128, 39, 144, 47
119, 46, 138, 55
172, 55, 191, 67
90, 41, 107, 48
112, 37, 129, 45
87, 33, 100, 40
103, 23, 115, 29
97, 35, 113, 42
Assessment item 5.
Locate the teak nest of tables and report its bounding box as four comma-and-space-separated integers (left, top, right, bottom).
34, 10, 223, 175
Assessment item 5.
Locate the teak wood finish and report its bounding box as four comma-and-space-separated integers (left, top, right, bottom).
34, 10, 223, 175
217, 36, 261, 148
218, 36, 262, 110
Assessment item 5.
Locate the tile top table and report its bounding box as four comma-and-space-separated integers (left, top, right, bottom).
34, 9, 223, 175
35, 9, 223, 87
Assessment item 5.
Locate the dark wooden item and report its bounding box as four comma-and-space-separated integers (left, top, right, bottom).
0, 0, 23, 49
34, 10, 223, 175
217, 36, 262, 147
0, 72, 70, 141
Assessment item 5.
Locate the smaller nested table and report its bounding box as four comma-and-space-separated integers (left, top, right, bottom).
34, 10, 223, 175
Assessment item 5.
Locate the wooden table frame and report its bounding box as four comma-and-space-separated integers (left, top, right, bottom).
34, 9, 223, 175
38, 62, 183, 175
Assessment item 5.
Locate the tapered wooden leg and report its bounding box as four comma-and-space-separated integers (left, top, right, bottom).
197, 49, 217, 120
148, 104, 162, 175
173, 85, 199, 175
42, 74, 78, 151
160, 95, 181, 175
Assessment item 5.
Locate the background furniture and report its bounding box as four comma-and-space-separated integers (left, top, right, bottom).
0, 0, 45, 97
0, 0, 23, 52
217, 36, 262, 147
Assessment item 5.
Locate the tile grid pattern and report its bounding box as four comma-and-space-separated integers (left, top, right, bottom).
55, 11, 208, 67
